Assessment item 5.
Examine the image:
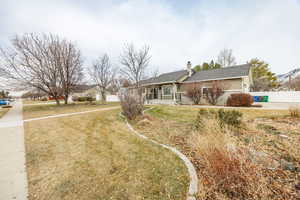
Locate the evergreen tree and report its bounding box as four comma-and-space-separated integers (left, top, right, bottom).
249, 58, 278, 91
193, 60, 222, 72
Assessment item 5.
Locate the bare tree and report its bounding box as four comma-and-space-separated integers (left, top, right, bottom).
185, 83, 202, 104
150, 67, 159, 78
204, 81, 225, 105
89, 54, 117, 103
120, 43, 151, 101
290, 75, 300, 91
217, 48, 237, 67
0, 33, 83, 105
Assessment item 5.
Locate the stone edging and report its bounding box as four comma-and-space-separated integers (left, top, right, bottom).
120, 108, 198, 200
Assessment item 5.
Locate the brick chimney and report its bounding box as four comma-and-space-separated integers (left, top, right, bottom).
187, 61, 192, 77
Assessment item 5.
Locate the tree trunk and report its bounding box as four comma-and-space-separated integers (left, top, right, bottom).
55, 97, 60, 105
101, 91, 106, 104
64, 95, 68, 104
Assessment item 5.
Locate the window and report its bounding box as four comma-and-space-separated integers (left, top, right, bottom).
202, 87, 212, 95
163, 86, 172, 95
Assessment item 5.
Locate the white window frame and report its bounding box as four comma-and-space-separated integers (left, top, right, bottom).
162, 85, 172, 96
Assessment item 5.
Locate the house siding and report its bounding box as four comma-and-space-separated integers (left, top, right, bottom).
179, 78, 245, 105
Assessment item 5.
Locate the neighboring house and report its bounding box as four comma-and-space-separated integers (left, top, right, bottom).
72, 85, 97, 97
139, 62, 252, 105
72, 85, 119, 102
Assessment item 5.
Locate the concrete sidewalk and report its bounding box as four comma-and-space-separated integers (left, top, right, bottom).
0, 100, 28, 200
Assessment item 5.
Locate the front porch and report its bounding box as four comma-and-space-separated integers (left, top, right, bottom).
143, 84, 182, 104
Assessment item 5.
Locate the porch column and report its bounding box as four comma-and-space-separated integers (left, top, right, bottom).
172, 83, 177, 102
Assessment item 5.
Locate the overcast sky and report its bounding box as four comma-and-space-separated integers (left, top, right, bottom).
1, 0, 300, 75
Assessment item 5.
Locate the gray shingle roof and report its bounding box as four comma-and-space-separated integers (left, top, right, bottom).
184, 64, 251, 83
140, 70, 189, 85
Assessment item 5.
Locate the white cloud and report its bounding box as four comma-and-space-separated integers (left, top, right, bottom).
0, 0, 300, 75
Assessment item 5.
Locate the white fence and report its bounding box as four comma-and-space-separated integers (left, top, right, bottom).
249, 91, 300, 103
107, 95, 120, 102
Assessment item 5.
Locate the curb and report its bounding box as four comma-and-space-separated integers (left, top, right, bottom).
120, 109, 198, 200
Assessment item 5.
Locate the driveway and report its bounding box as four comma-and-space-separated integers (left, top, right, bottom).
0, 100, 28, 200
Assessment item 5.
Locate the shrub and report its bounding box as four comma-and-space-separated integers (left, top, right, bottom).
119, 93, 143, 120
40, 97, 48, 101
194, 108, 243, 129
194, 108, 215, 130
191, 118, 267, 200
218, 109, 243, 128
72, 96, 79, 101
289, 106, 300, 118
86, 96, 95, 103
227, 93, 254, 107
77, 97, 87, 102
185, 83, 202, 104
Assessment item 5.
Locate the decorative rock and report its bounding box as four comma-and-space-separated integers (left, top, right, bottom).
279, 134, 289, 138
248, 149, 280, 169
280, 160, 296, 171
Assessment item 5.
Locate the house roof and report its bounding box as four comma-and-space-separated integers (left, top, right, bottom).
184, 64, 251, 83
72, 84, 96, 93
140, 69, 189, 85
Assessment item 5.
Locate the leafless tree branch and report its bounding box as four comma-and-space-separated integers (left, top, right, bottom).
88, 54, 117, 102
0, 33, 84, 105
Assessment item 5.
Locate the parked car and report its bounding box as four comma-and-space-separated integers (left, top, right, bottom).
0, 99, 9, 105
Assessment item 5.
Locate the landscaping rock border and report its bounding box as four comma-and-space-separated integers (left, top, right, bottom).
120, 108, 198, 200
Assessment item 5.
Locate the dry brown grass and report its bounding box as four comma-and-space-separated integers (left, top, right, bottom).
191, 119, 268, 200
24, 109, 189, 200
23, 102, 120, 119
289, 106, 300, 118
133, 105, 300, 199
0, 107, 9, 118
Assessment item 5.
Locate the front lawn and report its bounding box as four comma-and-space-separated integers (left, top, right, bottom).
23, 99, 59, 105
24, 109, 189, 200
133, 105, 299, 200
23, 102, 120, 119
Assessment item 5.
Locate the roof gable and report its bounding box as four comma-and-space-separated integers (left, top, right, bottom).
141, 69, 189, 85
184, 64, 251, 83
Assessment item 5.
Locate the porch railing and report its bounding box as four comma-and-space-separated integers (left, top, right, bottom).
146, 93, 182, 102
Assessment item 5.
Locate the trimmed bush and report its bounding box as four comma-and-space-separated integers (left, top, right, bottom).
227, 93, 254, 107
